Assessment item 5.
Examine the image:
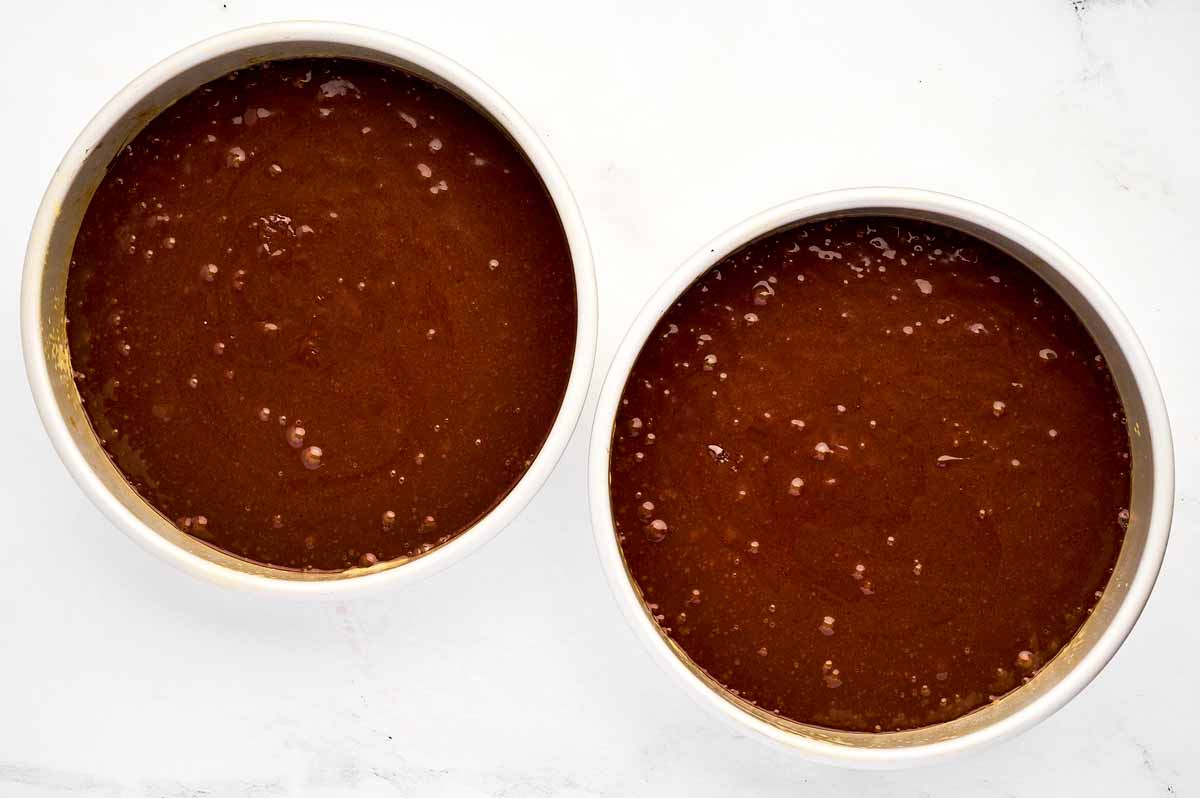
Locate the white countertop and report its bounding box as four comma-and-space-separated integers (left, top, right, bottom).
2, 1, 1196, 795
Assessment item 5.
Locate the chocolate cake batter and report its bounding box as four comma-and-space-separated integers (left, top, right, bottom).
609, 217, 1130, 731
67, 58, 577, 570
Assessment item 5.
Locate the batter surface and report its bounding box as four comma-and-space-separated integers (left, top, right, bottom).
67, 58, 577, 570
609, 217, 1130, 731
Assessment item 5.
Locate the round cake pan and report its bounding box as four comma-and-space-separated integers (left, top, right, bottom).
588, 187, 1173, 767
22, 21, 597, 593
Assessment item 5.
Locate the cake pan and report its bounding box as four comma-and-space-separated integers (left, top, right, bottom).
588, 187, 1172, 767
22, 21, 597, 592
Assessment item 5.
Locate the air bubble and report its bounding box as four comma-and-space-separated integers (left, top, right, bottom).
751, 280, 775, 306
301, 445, 323, 469
286, 426, 306, 448
645, 519, 668, 542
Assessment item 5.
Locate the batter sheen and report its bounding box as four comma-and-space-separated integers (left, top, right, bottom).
67, 58, 576, 570
609, 217, 1130, 731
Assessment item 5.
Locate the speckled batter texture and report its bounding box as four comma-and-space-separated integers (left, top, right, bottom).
610, 217, 1129, 731
67, 58, 577, 570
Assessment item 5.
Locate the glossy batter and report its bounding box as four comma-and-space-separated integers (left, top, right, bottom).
67, 58, 576, 570
610, 217, 1130, 731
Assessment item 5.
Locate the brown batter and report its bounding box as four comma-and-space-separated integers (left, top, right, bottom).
609, 217, 1130, 731
67, 58, 577, 571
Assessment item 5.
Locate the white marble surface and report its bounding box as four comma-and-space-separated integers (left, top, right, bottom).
2, 0, 1197, 794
